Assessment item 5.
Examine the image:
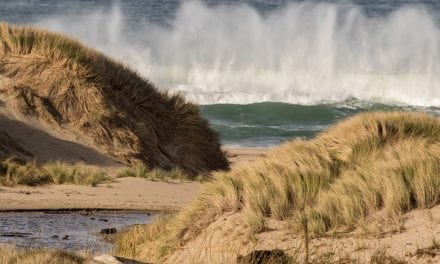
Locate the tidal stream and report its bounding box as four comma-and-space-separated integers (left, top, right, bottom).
0, 211, 152, 253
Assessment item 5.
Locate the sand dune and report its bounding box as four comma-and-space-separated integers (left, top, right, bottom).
131, 112, 440, 263
0, 23, 228, 174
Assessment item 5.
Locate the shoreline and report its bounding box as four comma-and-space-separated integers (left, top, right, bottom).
0, 147, 270, 212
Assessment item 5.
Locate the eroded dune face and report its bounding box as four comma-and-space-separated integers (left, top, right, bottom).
0, 23, 229, 174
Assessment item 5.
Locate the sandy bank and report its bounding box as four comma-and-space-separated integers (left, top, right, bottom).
0, 177, 200, 211
0, 147, 269, 211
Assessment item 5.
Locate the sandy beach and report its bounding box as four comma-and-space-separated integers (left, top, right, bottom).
0, 147, 268, 211
224, 147, 269, 169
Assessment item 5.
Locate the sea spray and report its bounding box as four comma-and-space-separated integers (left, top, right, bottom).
35, 1, 440, 106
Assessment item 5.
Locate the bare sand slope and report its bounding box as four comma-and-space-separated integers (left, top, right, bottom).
0, 76, 121, 166
0, 106, 121, 167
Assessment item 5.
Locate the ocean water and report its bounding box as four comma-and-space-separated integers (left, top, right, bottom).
2, 0, 440, 147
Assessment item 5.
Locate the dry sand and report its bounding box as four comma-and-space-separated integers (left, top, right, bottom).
0, 177, 200, 211
164, 206, 440, 264
0, 147, 268, 211
225, 147, 269, 169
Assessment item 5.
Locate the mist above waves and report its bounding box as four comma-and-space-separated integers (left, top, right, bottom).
36, 0, 440, 106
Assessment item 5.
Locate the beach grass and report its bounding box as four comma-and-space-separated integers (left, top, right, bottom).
0, 159, 52, 186
117, 163, 206, 182
0, 159, 109, 187
0, 158, 206, 186
114, 213, 174, 259
130, 111, 440, 262
0, 246, 87, 264
43, 161, 109, 186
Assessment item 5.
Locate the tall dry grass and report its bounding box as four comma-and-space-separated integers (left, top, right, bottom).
117, 163, 206, 182
0, 159, 205, 186
115, 213, 175, 260
131, 112, 440, 262
0, 158, 51, 186
43, 161, 108, 186
0, 23, 228, 174
0, 246, 86, 264
0, 159, 109, 186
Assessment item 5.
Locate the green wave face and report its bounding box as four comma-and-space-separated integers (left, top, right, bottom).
201, 102, 440, 147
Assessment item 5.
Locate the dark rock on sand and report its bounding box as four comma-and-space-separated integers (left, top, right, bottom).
236, 249, 292, 264
100, 228, 117, 234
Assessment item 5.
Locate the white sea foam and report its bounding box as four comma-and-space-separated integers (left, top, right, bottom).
36, 1, 440, 106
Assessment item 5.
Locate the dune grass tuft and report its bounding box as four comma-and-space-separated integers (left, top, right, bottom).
0, 158, 52, 186
0, 159, 109, 186
43, 161, 109, 186
117, 163, 207, 182
135, 111, 440, 261
0, 159, 206, 187
0, 246, 87, 264
115, 213, 174, 259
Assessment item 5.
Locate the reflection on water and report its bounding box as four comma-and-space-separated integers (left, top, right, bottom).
0, 211, 152, 253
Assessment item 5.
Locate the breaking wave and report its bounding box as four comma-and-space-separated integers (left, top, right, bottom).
36, 0, 440, 106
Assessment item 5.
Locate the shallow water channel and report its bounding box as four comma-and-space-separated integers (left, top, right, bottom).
0, 211, 152, 253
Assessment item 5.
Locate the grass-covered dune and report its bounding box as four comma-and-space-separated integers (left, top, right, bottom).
119, 111, 440, 263
0, 23, 228, 174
